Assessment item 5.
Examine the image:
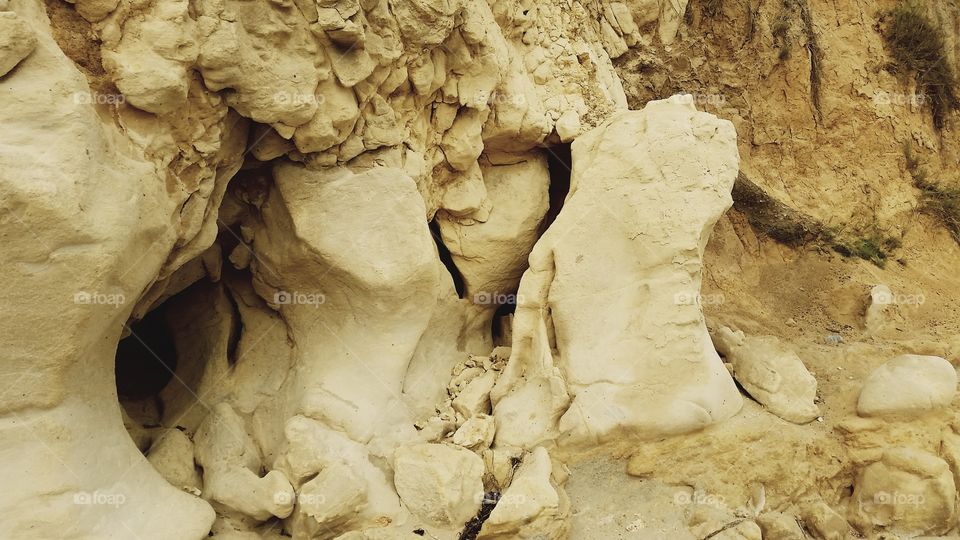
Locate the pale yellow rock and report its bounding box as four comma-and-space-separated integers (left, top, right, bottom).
276, 416, 402, 535
393, 443, 484, 528
101, 0, 197, 114
0, 2, 227, 537
857, 355, 957, 418
442, 108, 487, 171
453, 369, 498, 418
800, 501, 849, 540
148, 428, 203, 495
440, 162, 488, 217
757, 511, 805, 540
713, 326, 821, 424
478, 447, 569, 539
452, 413, 496, 449
292, 78, 359, 153
849, 447, 957, 536
494, 96, 743, 448
194, 403, 295, 521
439, 152, 550, 302
0, 12, 35, 77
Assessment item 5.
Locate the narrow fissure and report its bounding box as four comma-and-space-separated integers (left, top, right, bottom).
541, 143, 573, 236
458, 491, 500, 540
800, 1, 823, 125
430, 219, 466, 298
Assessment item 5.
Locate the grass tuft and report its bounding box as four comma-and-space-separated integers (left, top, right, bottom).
883, 1, 960, 129
832, 234, 901, 267
905, 143, 960, 242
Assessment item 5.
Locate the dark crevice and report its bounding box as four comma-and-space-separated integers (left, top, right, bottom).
224, 286, 243, 367
491, 301, 517, 345
116, 304, 177, 400
458, 491, 500, 540
542, 143, 572, 236
429, 219, 466, 299
731, 172, 828, 246
799, 1, 823, 125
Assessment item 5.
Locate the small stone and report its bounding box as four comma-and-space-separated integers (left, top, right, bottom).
452, 414, 495, 449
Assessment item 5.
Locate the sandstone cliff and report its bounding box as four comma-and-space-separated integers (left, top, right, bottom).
2, 0, 960, 538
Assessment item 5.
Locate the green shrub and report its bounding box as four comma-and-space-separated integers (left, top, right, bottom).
832, 234, 901, 267
883, 1, 960, 129
905, 143, 960, 242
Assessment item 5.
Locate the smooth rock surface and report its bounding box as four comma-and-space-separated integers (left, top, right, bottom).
493, 96, 743, 448
713, 326, 821, 424
857, 355, 957, 418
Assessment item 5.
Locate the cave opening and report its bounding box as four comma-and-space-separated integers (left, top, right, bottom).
115, 303, 177, 401
542, 142, 573, 235
429, 218, 466, 298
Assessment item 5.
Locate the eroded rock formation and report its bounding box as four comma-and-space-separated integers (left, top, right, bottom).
3, 0, 960, 538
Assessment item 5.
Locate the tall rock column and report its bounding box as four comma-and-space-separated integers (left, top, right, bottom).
493, 95, 744, 448
0, 1, 239, 537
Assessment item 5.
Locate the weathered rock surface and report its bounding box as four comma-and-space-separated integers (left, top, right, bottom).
478, 447, 569, 539
849, 447, 957, 536
5, 0, 960, 537
493, 95, 743, 448
0, 11, 35, 77
394, 443, 485, 529
713, 326, 821, 424
857, 355, 957, 418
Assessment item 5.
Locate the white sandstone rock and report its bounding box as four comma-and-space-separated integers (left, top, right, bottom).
439, 153, 551, 303
393, 443, 485, 528
478, 447, 569, 539
865, 284, 908, 335
0, 3, 233, 535
493, 96, 743, 448
857, 355, 957, 418
275, 416, 402, 536
452, 414, 496, 449
713, 326, 821, 424
194, 403, 295, 521
453, 369, 499, 419
0, 12, 35, 77
757, 511, 805, 540
147, 428, 202, 495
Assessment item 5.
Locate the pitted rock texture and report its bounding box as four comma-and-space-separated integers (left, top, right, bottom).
4, 0, 960, 538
